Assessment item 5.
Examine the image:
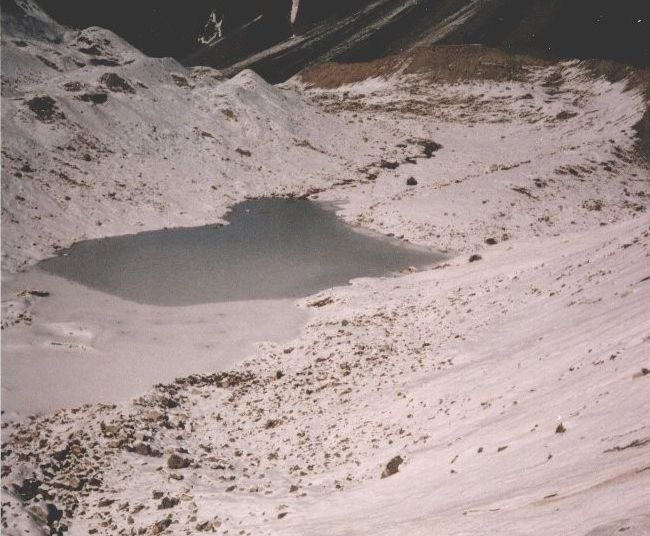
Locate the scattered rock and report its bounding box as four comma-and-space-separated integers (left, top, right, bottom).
236, 148, 252, 157
421, 140, 443, 157
406, 177, 418, 186
78, 44, 102, 56
12, 478, 47, 501
171, 74, 190, 88
556, 111, 578, 120
89, 58, 120, 67
583, 199, 604, 211
196, 520, 215, 531
167, 453, 191, 469
99, 72, 135, 93
469, 254, 482, 262
309, 296, 334, 307
32, 503, 63, 527
379, 160, 399, 170
100, 422, 119, 437
36, 55, 60, 71
381, 455, 404, 478
130, 442, 161, 457
63, 81, 84, 92
604, 437, 650, 453
484, 238, 497, 245
161, 397, 179, 409
77, 93, 108, 105
151, 517, 172, 534
512, 186, 538, 199
18, 289, 50, 298
26, 96, 64, 122
158, 496, 179, 509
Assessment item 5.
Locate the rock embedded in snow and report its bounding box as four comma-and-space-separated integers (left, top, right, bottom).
99, 72, 135, 93
25, 95, 63, 121
77, 92, 108, 104
381, 455, 404, 478
167, 453, 192, 470
158, 496, 179, 510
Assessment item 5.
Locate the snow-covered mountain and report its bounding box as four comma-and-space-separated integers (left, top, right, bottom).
2, 1, 650, 535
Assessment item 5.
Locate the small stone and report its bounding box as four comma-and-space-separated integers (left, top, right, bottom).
131, 442, 161, 457
167, 453, 191, 469
158, 496, 179, 510
555, 423, 566, 434
196, 520, 213, 531
142, 409, 162, 422
381, 456, 404, 478
406, 177, 418, 186
151, 517, 172, 534
469, 254, 482, 262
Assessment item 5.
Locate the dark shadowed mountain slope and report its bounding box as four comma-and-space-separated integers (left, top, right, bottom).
355, 0, 649, 66
29, 0, 650, 83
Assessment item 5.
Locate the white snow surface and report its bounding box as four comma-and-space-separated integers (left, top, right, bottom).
2, 4, 650, 536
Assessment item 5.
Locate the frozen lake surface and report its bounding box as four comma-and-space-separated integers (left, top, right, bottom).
39, 198, 443, 306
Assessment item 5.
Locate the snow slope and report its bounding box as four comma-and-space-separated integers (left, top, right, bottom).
2, 4, 650, 536
1, 2, 365, 272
